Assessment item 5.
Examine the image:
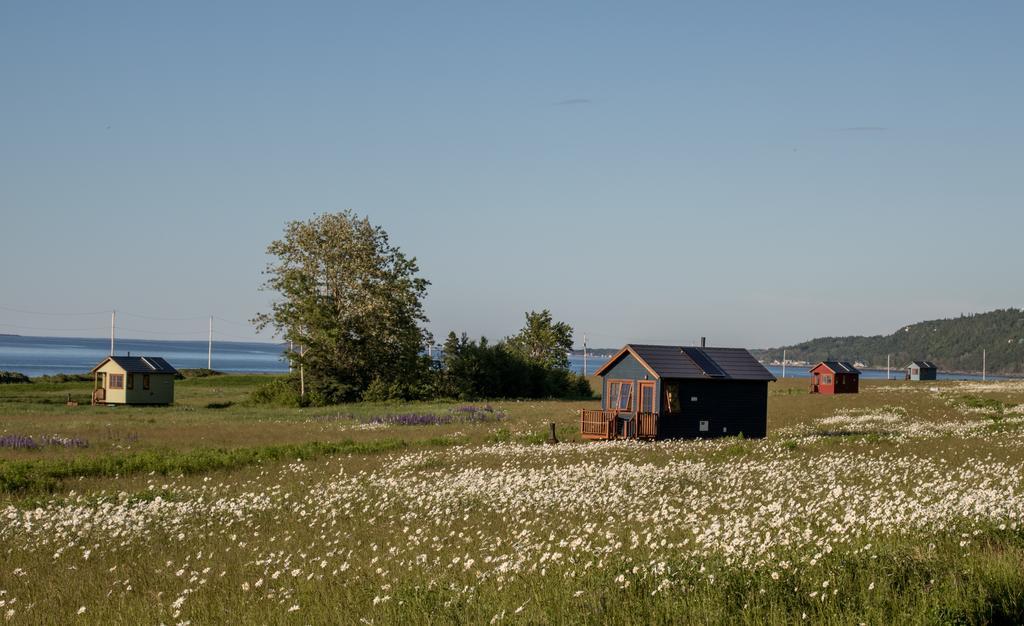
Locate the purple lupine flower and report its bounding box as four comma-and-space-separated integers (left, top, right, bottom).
0, 435, 39, 450
0, 434, 89, 449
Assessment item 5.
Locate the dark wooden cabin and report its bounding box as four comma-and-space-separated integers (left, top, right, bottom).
580, 344, 775, 440
906, 361, 938, 381
809, 361, 860, 394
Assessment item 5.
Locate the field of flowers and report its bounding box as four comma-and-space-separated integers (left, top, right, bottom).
1, 378, 1024, 623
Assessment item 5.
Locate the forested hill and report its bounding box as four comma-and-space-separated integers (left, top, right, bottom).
753, 309, 1024, 374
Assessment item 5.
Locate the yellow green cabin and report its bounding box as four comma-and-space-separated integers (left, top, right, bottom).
90, 356, 178, 405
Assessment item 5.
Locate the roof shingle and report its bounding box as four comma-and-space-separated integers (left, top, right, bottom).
597, 344, 776, 381
92, 356, 178, 374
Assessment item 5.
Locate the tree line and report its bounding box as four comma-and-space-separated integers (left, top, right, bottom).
755, 309, 1024, 374
252, 212, 591, 406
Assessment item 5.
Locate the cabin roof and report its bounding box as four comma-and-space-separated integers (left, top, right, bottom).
593, 344, 776, 381
907, 361, 937, 369
811, 361, 861, 374
91, 356, 178, 375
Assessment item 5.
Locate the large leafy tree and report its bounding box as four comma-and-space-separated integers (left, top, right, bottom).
254, 211, 431, 403
506, 310, 574, 370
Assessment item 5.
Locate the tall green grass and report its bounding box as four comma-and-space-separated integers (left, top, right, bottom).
0, 438, 407, 494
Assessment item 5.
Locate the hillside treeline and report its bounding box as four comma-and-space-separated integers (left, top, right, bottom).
755, 309, 1024, 374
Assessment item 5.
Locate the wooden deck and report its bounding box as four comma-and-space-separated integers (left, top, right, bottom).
580, 409, 658, 440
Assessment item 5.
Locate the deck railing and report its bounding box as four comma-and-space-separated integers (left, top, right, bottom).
580, 409, 617, 439
635, 412, 658, 439
92, 388, 105, 404
579, 409, 658, 440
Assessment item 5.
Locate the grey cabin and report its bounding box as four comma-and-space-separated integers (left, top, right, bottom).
905, 361, 938, 381
580, 343, 776, 440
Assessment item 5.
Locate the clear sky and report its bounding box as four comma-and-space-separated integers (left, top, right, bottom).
2, 1, 1022, 348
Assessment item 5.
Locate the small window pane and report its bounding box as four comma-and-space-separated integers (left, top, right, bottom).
618, 382, 633, 411
608, 382, 620, 410
665, 383, 681, 413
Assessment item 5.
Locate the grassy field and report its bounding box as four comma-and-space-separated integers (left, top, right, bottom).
1, 375, 1023, 623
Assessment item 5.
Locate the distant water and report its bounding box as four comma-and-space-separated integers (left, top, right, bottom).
761, 364, 1007, 382
567, 354, 1007, 381
0, 338, 1008, 381
0, 335, 289, 377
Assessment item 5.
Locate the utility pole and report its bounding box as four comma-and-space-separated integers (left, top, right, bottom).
299, 345, 305, 398
583, 334, 588, 377
782, 349, 786, 378
110, 310, 116, 355
207, 316, 213, 370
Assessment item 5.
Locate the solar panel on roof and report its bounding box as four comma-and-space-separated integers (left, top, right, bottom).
681, 347, 726, 378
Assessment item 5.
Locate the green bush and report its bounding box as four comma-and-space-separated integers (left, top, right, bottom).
251, 376, 306, 407
438, 333, 594, 400
176, 368, 223, 379
361, 370, 440, 402
31, 373, 91, 383
0, 371, 32, 384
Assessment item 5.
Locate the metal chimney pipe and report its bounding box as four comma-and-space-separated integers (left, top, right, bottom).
700, 337, 706, 347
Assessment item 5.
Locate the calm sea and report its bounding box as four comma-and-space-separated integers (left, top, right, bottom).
0, 335, 289, 377
0, 336, 1007, 381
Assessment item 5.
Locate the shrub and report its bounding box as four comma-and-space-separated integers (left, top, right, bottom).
361, 370, 439, 402
439, 333, 594, 400
251, 376, 306, 407
0, 371, 32, 384
31, 373, 91, 383
176, 368, 223, 379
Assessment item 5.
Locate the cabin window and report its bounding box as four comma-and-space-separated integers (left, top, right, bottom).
97, 372, 106, 388
109, 374, 124, 389
664, 382, 681, 413
143, 375, 151, 390
617, 382, 633, 411
607, 382, 620, 409
824, 375, 832, 385
126, 374, 134, 390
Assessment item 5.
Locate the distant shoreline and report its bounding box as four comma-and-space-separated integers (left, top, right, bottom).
773, 365, 1024, 381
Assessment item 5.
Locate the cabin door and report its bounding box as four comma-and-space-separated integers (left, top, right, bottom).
638, 381, 656, 414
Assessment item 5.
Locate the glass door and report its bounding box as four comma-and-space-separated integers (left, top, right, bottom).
639, 381, 656, 413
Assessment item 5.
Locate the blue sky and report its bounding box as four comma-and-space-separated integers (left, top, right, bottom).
1, 1, 1022, 348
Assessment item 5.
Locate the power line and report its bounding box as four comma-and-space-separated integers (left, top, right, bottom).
0, 305, 110, 317
117, 326, 212, 337
118, 311, 211, 322
213, 316, 255, 327
2, 303, 254, 327
0, 322, 109, 332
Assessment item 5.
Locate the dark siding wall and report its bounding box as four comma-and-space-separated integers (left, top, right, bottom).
600, 354, 659, 413
919, 368, 937, 381
834, 373, 859, 393
658, 380, 768, 439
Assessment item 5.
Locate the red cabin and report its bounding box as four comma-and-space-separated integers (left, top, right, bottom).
809, 361, 860, 394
